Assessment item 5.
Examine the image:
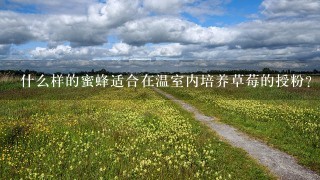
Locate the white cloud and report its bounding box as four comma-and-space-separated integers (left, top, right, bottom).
232, 19, 320, 49
257, 61, 306, 69
261, 0, 320, 18
0, 11, 107, 47
0, 12, 35, 45
191, 45, 320, 60
118, 17, 237, 46
110, 43, 135, 55
1, 0, 320, 61
184, 0, 226, 18
8, 0, 96, 14
0, 0, 148, 47
88, 0, 145, 27
143, 0, 226, 18
149, 43, 184, 57
143, 0, 192, 14
42, 15, 109, 47
30, 45, 92, 60
27, 42, 320, 61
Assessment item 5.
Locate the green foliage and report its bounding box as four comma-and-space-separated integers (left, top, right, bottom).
0, 87, 273, 179
161, 76, 320, 174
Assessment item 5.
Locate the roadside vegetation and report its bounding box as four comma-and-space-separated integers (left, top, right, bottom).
160, 76, 320, 174
0, 80, 274, 179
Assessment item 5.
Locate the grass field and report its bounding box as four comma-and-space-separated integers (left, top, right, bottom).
0, 80, 274, 179
160, 75, 320, 174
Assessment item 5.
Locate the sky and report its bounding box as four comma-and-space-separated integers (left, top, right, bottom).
0, 0, 320, 63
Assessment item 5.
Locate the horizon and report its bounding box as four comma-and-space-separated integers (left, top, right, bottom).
1, 60, 320, 73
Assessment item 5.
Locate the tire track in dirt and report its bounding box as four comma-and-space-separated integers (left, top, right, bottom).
153, 87, 320, 180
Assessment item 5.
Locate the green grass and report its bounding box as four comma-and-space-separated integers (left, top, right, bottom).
160, 76, 320, 174
0, 84, 274, 179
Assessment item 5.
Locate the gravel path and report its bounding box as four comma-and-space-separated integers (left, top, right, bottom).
153, 87, 320, 180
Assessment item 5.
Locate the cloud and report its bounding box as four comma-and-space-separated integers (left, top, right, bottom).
261, 0, 320, 18
0, 0, 320, 61
0, 11, 106, 47
6, 0, 96, 14
0, 45, 11, 55
26, 42, 320, 61
42, 15, 109, 47
88, 0, 145, 28
143, 0, 191, 14
109, 43, 136, 56
0, 0, 147, 47
149, 43, 185, 57
0, 12, 35, 45
30, 45, 93, 60
184, 0, 226, 19
41, 0, 146, 47
143, 0, 226, 19
0, 44, 11, 59
257, 61, 308, 69
29, 43, 148, 60
190, 45, 320, 60
231, 19, 320, 49
117, 17, 237, 46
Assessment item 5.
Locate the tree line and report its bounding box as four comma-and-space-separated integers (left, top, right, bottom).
0, 68, 319, 76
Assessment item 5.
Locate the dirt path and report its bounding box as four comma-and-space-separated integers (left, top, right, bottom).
153, 87, 320, 180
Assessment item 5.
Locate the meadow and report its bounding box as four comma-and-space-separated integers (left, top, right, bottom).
0, 79, 274, 179
160, 75, 320, 174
